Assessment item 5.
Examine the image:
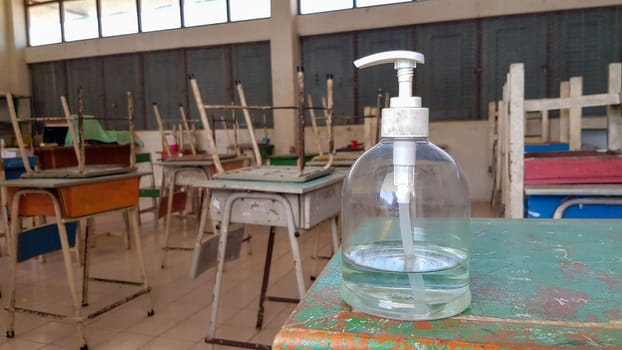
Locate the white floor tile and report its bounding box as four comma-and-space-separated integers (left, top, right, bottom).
0, 338, 46, 350
94, 331, 152, 350
138, 336, 195, 350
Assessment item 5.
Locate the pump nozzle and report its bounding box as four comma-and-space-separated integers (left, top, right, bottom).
353, 50, 424, 69
355, 51, 424, 108
353, 51, 428, 138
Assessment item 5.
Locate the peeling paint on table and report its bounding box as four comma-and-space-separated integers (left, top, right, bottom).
273, 219, 622, 349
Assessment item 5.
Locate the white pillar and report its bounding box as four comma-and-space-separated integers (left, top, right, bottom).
1, 0, 30, 122
508, 63, 524, 219
568, 76, 583, 151
608, 63, 622, 151
269, 0, 300, 155
0, 0, 29, 95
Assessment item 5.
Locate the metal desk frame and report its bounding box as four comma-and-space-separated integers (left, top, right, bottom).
157, 157, 249, 268
525, 184, 622, 218
195, 173, 343, 349
1, 172, 154, 350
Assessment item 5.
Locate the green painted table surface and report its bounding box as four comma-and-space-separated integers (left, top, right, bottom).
273, 219, 622, 349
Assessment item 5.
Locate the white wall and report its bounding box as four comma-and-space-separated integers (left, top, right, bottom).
429, 120, 491, 202
302, 120, 493, 201
136, 119, 493, 201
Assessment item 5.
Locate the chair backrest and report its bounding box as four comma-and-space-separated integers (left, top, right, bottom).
152, 103, 199, 158
135, 152, 152, 165
135, 152, 156, 188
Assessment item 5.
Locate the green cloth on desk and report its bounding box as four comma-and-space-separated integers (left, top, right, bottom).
63, 115, 143, 147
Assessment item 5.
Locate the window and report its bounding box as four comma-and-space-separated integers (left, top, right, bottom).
101, 0, 139, 37
28, 3, 62, 45
63, 0, 98, 41
26, 0, 272, 46
300, 0, 352, 15
299, 0, 413, 14
184, 0, 227, 27
229, 0, 271, 21
355, 0, 411, 7
141, 0, 181, 32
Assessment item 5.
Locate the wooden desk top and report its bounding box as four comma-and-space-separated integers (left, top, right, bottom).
273, 219, 622, 349
0, 170, 148, 189
155, 156, 249, 168
35, 144, 132, 169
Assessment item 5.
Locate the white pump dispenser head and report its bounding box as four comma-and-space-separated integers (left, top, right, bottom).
354, 50, 428, 138
354, 50, 429, 203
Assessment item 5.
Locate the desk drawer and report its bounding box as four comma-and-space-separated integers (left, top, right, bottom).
300, 181, 342, 229
59, 178, 140, 217
209, 181, 343, 230
8, 178, 140, 218
210, 191, 300, 228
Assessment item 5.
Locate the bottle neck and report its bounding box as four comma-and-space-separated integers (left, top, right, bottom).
381, 136, 428, 142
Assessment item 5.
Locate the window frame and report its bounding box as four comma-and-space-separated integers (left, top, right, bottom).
24, 0, 271, 47
298, 0, 415, 15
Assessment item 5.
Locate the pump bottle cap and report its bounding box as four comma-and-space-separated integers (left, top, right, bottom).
354, 50, 429, 138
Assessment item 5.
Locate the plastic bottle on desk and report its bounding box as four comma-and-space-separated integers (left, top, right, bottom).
340, 50, 471, 321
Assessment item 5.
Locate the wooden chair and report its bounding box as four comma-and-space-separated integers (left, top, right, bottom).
136, 152, 161, 227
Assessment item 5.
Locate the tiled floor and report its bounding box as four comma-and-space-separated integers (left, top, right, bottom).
0, 201, 497, 350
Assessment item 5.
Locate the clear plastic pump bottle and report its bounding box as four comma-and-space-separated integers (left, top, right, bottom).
341, 51, 471, 321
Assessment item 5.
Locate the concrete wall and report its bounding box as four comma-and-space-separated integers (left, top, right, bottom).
136, 119, 493, 201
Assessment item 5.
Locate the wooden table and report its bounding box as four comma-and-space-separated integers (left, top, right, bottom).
273, 218, 622, 349
35, 144, 132, 169
155, 156, 249, 268
193, 171, 345, 349
0, 171, 154, 350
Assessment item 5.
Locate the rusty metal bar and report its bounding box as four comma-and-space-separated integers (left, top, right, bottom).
322, 74, 335, 171
205, 337, 270, 350
256, 226, 276, 330
127, 91, 136, 169
77, 88, 86, 173
297, 67, 305, 174
202, 104, 327, 111
86, 287, 152, 320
